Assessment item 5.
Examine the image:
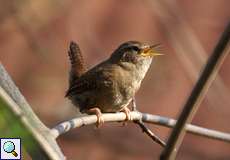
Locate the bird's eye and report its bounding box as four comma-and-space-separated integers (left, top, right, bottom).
131, 46, 140, 52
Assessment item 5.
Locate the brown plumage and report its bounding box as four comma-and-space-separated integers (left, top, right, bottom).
65, 41, 162, 126
67, 41, 86, 88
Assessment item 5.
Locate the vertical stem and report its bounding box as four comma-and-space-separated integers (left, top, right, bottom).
161, 22, 230, 160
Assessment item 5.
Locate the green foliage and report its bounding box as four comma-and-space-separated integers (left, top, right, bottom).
0, 97, 35, 157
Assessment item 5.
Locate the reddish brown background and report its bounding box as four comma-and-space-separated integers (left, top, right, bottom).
0, 0, 230, 159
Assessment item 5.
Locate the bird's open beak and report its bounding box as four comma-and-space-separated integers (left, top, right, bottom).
140, 44, 163, 57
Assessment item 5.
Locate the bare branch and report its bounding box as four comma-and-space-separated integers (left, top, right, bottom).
131, 98, 166, 147
134, 120, 166, 147
51, 112, 230, 144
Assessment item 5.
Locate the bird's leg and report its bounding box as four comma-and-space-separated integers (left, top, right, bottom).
86, 107, 104, 128
131, 97, 137, 111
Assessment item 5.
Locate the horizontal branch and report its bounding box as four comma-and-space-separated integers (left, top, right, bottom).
51, 111, 230, 143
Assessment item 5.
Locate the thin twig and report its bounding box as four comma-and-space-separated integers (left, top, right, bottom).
161, 22, 230, 160
131, 98, 166, 147
134, 120, 166, 147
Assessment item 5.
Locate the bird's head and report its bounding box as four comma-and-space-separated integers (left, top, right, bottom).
110, 41, 162, 65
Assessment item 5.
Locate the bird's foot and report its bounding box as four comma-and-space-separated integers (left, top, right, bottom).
87, 107, 104, 128
120, 107, 132, 126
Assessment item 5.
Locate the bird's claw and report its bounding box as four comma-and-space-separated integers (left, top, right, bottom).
96, 113, 104, 128
124, 109, 132, 121
120, 107, 132, 126
87, 107, 104, 128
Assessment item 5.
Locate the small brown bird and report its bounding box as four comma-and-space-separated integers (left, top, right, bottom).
65, 41, 162, 126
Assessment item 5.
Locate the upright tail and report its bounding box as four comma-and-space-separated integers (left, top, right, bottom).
68, 41, 86, 75
67, 41, 86, 92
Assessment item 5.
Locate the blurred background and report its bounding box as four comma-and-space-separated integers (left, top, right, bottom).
0, 0, 230, 159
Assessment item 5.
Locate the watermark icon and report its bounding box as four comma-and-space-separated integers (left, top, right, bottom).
0, 138, 21, 160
